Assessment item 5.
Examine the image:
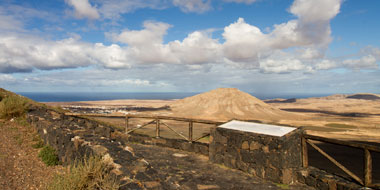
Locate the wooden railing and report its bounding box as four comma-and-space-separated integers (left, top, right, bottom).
125, 114, 224, 143
66, 113, 223, 143
302, 134, 380, 188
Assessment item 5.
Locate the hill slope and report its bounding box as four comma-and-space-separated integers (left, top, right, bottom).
170, 88, 299, 121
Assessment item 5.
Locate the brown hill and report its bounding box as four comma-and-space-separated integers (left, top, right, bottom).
170, 88, 299, 122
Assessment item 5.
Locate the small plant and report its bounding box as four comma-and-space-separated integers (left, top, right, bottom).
276, 183, 290, 189
32, 141, 45, 149
38, 145, 59, 166
32, 134, 44, 149
46, 155, 120, 190
0, 95, 29, 119
15, 116, 29, 127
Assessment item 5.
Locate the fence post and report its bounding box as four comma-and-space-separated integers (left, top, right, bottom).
189, 121, 193, 143
302, 136, 308, 167
155, 118, 160, 138
125, 116, 129, 134
364, 148, 372, 187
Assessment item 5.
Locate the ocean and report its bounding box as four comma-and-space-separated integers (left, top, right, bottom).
17, 92, 332, 102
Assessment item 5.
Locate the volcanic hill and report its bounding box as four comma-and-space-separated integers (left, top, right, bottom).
170, 88, 300, 122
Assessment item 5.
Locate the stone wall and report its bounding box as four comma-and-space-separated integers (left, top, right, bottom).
297, 167, 362, 190
116, 133, 209, 156
209, 126, 302, 184
27, 106, 162, 190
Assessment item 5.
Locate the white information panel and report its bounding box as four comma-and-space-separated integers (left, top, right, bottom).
218, 120, 297, 137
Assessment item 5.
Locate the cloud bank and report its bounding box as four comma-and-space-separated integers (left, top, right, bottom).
0, 0, 378, 76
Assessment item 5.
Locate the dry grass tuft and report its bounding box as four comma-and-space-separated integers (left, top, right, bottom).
46, 156, 120, 190
0, 95, 29, 119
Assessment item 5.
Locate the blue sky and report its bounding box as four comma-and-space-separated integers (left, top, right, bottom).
0, 0, 379, 95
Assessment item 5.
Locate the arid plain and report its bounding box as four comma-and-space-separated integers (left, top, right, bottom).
46, 88, 380, 143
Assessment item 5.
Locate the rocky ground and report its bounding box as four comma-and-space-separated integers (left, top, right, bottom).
0, 119, 63, 190
126, 142, 314, 190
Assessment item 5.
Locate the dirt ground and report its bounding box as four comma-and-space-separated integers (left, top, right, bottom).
0, 119, 63, 190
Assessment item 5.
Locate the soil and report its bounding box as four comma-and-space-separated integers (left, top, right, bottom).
0, 119, 63, 190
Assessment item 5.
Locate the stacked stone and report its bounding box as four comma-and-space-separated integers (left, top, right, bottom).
209, 126, 302, 184
116, 133, 209, 156
27, 106, 162, 190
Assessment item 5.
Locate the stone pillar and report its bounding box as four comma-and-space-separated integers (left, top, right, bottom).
209, 120, 302, 184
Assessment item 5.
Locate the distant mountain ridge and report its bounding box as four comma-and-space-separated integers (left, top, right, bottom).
346, 93, 380, 100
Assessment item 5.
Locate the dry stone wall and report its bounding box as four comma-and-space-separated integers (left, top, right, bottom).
116, 133, 209, 156
27, 106, 161, 190
209, 126, 302, 184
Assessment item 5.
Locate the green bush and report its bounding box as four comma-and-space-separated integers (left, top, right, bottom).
46, 156, 120, 190
38, 145, 59, 166
0, 95, 29, 119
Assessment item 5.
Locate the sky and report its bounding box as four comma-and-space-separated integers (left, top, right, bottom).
0, 0, 380, 95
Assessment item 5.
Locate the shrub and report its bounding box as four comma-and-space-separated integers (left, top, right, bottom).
0, 95, 29, 119
38, 145, 59, 166
46, 156, 120, 190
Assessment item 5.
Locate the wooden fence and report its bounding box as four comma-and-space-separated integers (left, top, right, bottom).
302, 134, 380, 188
66, 113, 223, 143
125, 114, 223, 143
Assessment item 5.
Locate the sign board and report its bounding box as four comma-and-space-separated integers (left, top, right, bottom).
218, 120, 297, 137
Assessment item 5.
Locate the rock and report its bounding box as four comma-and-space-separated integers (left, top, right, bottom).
173, 153, 188, 158
241, 141, 249, 150
91, 145, 108, 156
249, 141, 261, 150
144, 181, 161, 188
197, 184, 220, 190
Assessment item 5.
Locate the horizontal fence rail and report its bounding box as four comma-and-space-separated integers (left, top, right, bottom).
125, 114, 224, 143
302, 134, 380, 188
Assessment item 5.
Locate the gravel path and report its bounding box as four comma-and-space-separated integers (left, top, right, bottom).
0, 120, 63, 190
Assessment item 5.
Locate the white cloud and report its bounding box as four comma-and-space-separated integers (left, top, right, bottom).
220, 0, 342, 73
98, 0, 167, 19
93, 79, 151, 86
110, 21, 220, 65
223, 0, 258, 4
259, 58, 307, 74
315, 59, 336, 70
172, 0, 212, 13
0, 74, 15, 82
290, 0, 342, 23
108, 21, 177, 64
110, 21, 171, 46
0, 34, 134, 73
93, 43, 132, 69
222, 18, 267, 63
343, 55, 379, 70
65, 0, 100, 19
297, 48, 323, 59
168, 31, 221, 64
